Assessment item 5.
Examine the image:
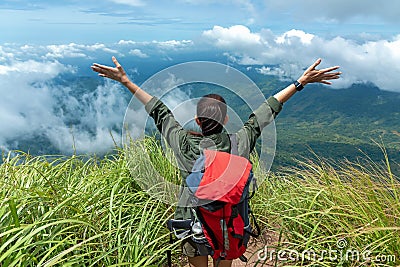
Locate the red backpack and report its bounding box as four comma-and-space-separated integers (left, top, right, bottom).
167, 134, 260, 265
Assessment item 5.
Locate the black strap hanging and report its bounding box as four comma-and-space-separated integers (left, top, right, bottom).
167, 232, 173, 267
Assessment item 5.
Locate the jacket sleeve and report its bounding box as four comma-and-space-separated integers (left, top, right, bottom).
145, 97, 189, 151
236, 96, 283, 157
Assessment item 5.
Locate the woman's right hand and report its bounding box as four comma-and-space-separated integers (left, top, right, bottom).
91, 56, 131, 85
91, 56, 153, 105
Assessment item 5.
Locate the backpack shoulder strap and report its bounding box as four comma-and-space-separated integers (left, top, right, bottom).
228, 133, 238, 156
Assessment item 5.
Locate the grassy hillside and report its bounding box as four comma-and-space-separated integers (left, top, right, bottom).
1, 137, 399, 266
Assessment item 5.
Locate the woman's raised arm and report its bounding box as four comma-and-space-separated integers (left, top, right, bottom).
91, 56, 152, 105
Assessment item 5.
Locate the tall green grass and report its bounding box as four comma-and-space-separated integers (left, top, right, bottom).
252, 153, 400, 266
0, 145, 179, 266
1, 138, 399, 266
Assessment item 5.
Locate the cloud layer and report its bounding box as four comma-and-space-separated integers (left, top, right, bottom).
202, 25, 400, 91
0, 59, 128, 154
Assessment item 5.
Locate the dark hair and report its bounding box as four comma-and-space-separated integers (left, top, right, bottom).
195, 94, 227, 136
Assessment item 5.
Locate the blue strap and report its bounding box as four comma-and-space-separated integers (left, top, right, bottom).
228, 133, 238, 156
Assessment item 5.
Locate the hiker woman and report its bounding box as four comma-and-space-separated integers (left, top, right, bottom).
91, 57, 341, 267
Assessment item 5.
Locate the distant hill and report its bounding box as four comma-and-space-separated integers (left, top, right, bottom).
271, 82, 400, 173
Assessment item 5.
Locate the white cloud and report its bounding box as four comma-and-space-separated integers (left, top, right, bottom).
85, 43, 119, 54
129, 48, 148, 58
0, 46, 15, 62
45, 43, 118, 59
256, 66, 286, 77
47, 81, 128, 153
275, 29, 314, 45
152, 40, 193, 50
0, 59, 128, 154
116, 39, 193, 53
0, 59, 70, 78
0, 60, 69, 149
203, 25, 262, 50
202, 25, 400, 92
46, 44, 87, 59
118, 40, 137, 45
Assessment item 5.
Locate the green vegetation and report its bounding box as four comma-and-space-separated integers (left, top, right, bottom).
1, 138, 399, 266
252, 153, 400, 266
0, 145, 177, 267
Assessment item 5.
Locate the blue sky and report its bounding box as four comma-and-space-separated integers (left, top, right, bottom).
1, 0, 399, 44
1, 0, 400, 154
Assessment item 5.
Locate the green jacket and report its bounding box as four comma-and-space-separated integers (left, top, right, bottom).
145, 95, 283, 218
